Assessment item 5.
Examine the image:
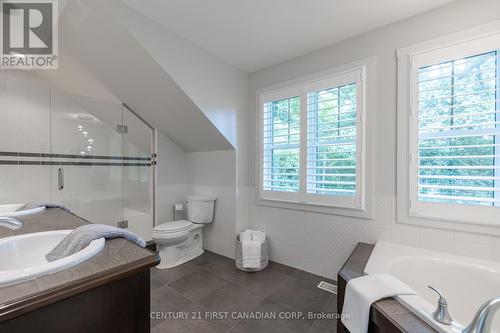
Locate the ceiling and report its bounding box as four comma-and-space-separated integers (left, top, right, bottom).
121, 0, 456, 73
57, 0, 233, 153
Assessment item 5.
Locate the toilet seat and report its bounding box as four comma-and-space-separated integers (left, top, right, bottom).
153, 220, 192, 234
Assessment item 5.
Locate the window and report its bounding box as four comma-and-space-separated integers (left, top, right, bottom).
306, 81, 358, 206
397, 25, 500, 228
262, 95, 300, 196
417, 51, 499, 207
259, 68, 365, 210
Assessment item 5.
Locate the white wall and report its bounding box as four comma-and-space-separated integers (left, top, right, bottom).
58, 0, 233, 153
111, 1, 251, 235
248, 0, 500, 279
155, 130, 187, 224
186, 150, 237, 258
155, 132, 237, 260
33, 50, 121, 104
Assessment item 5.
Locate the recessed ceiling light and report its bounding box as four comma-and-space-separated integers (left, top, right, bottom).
76, 114, 95, 121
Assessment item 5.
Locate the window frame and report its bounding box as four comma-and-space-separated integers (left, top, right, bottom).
397, 21, 500, 233
256, 59, 374, 218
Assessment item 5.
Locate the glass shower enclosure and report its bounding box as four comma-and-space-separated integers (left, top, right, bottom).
0, 77, 155, 241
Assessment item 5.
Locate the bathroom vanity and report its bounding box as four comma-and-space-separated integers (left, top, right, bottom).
0, 208, 160, 333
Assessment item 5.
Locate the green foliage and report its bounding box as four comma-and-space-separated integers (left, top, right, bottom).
308, 84, 357, 195
418, 51, 498, 206
265, 96, 300, 191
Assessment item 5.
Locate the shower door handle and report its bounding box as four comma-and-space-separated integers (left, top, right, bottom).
58, 168, 64, 190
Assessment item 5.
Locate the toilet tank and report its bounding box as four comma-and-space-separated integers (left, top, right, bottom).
186, 195, 216, 224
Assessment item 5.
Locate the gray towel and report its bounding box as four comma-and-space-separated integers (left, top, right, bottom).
16, 202, 71, 213
46, 224, 146, 262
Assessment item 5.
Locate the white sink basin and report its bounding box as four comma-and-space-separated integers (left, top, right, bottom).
0, 204, 45, 217
0, 230, 105, 287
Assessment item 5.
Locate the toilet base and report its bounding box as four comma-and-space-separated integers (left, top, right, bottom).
155, 224, 204, 269
156, 247, 204, 269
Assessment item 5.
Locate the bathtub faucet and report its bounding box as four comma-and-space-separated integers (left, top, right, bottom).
0, 217, 23, 230
428, 286, 453, 325
463, 297, 500, 333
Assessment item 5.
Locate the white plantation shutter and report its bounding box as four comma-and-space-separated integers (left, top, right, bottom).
304, 71, 363, 208
416, 50, 500, 207
259, 68, 365, 209
261, 91, 301, 201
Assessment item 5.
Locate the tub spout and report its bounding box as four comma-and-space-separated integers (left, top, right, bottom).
463, 297, 500, 333
0, 217, 23, 230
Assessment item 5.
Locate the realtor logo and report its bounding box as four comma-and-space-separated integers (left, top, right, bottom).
0, 0, 58, 69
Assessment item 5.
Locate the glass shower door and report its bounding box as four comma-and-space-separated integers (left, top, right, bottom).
0, 77, 155, 237
50, 91, 124, 226
122, 106, 154, 241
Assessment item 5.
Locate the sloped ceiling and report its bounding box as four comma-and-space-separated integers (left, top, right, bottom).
58, 0, 233, 153
121, 0, 457, 72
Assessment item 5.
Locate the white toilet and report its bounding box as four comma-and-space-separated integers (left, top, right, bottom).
153, 195, 216, 269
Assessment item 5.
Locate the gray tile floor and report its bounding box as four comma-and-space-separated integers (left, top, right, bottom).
151, 251, 337, 333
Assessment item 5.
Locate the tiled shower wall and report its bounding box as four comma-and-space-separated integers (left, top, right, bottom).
0, 78, 52, 204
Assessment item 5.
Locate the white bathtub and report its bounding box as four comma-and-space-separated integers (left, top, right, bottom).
364, 241, 500, 333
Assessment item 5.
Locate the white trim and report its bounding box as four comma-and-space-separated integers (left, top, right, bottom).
396, 20, 500, 59
255, 57, 375, 218
299, 85, 307, 204
397, 20, 500, 235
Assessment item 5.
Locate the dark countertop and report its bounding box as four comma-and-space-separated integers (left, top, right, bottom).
0, 208, 160, 323
338, 243, 437, 333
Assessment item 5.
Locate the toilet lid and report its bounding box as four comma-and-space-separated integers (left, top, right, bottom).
154, 220, 192, 233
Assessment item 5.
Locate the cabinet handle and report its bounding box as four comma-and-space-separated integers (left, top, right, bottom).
58, 168, 64, 190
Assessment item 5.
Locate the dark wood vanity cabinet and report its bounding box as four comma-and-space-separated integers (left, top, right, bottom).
0, 269, 152, 333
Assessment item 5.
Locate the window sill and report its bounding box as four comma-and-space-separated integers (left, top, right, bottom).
256, 197, 373, 220
396, 206, 500, 237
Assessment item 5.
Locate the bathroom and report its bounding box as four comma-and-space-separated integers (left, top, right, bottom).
1, 0, 500, 332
